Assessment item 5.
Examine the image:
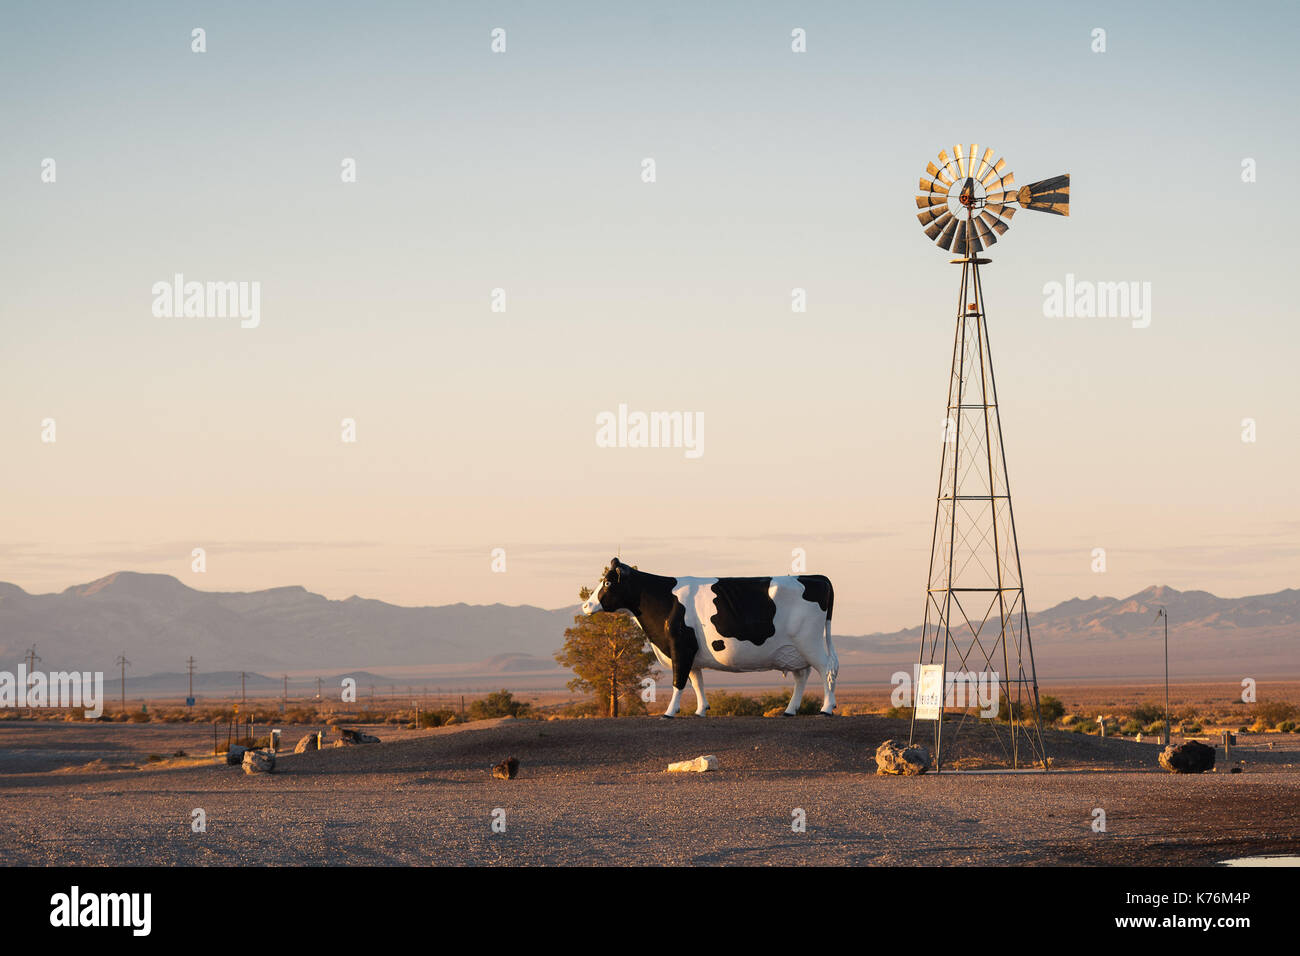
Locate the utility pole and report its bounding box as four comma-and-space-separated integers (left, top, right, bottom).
241, 671, 246, 707
282, 674, 288, 713
186, 656, 197, 712
24, 646, 41, 716
115, 652, 130, 714
1155, 607, 1170, 745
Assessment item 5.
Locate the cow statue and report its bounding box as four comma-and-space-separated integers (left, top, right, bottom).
580, 557, 838, 718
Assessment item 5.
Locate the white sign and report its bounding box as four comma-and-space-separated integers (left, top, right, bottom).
915, 664, 944, 720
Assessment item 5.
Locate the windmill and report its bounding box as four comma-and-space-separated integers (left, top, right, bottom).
909, 144, 1069, 771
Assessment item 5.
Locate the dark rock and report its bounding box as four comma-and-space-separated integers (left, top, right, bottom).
1158, 740, 1216, 774
293, 733, 319, 754
225, 744, 247, 766
334, 727, 380, 745
875, 739, 931, 776
492, 757, 520, 780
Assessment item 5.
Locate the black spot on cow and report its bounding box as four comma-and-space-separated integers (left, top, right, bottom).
711, 639, 726, 652
797, 575, 834, 620
709, 578, 777, 645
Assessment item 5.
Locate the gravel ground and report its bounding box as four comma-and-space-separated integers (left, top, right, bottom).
1, 717, 1297, 866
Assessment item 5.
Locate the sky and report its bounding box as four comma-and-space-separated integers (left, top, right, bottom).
2, 1, 1298, 635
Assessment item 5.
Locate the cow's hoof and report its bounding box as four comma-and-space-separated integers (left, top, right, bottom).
819, 710, 835, 717
782, 711, 796, 717
659, 714, 675, 720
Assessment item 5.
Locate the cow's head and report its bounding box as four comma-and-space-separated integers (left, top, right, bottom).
581, 557, 634, 616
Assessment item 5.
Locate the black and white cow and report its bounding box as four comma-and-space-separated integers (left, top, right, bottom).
580, 558, 838, 718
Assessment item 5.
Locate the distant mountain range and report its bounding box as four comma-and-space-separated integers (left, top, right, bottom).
835, 584, 1300, 681
0, 574, 1295, 690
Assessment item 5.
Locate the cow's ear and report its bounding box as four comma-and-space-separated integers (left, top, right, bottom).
610, 556, 622, 569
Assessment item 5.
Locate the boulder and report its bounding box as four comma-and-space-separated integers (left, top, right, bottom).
492, 757, 520, 780
1159, 740, 1215, 774
334, 727, 380, 745
667, 754, 719, 773
293, 733, 318, 754
242, 749, 275, 775
875, 739, 931, 776
225, 744, 247, 766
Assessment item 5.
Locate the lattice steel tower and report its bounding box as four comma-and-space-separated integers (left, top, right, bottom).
908, 145, 1069, 770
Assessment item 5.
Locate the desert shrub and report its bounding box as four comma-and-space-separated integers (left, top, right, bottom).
1143, 720, 1167, 736
1130, 702, 1165, 724
414, 709, 458, 728
1180, 723, 1203, 735
555, 699, 601, 718
1037, 696, 1066, 722
757, 691, 822, 716
1071, 719, 1099, 734
882, 705, 913, 719
706, 692, 765, 717
1120, 719, 1143, 735
1255, 702, 1297, 726
468, 689, 532, 720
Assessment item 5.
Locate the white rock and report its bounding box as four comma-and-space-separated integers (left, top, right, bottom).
667, 754, 720, 773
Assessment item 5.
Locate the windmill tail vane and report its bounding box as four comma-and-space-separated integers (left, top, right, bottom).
916, 143, 1069, 256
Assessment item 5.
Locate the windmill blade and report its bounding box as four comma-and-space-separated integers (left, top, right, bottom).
985, 202, 1017, 220
926, 161, 954, 187
1017, 174, 1070, 216
952, 145, 966, 177
979, 156, 1007, 188
975, 147, 994, 180
979, 210, 1011, 236
915, 195, 948, 210
974, 215, 997, 246
986, 189, 1019, 204
923, 211, 954, 239
953, 218, 983, 256
936, 151, 962, 182
984, 169, 1015, 193
917, 203, 948, 225
919, 176, 949, 196
936, 217, 961, 250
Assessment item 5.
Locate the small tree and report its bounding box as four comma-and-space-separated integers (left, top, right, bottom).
556, 585, 658, 717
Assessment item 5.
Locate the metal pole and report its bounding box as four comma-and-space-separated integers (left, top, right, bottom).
1163, 608, 1170, 745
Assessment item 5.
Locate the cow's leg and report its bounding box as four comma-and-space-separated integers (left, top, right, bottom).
819, 619, 839, 714
689, 669, 708, 716
785, 668, 811, 716
661, 612, 697, 719
662, 686, 684, 718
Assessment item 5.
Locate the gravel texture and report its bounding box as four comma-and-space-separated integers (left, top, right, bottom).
1, 717, 1297, 866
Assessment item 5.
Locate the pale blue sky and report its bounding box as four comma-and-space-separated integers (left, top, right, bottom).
2, 1, 1297, 633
